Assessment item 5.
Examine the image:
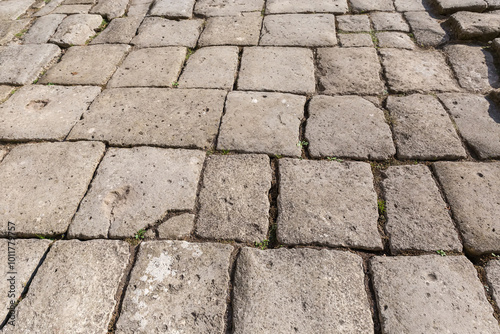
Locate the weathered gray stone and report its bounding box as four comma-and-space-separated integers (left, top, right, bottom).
370, 255, 500, 334
108, 47, 186, 88
69, 147, 204, 239
50, 4, 92, 14
131, 17, 202, 48
337, 14, 371, 32
380, 49, 460, 93
49, 14, 102, 47
0, 149, 7, 162
487, 0, 500, 8
377, 31, 415, 49
199, 13, 262, 46
394, 0, 431, 11
317, 47, 384, 95
434, 0, 487, 14
68, 88, 226, 148
278, 159, 382, 250
371, 12, 410, 31
234, 248, 373, 334
434, 162, 500, 255
5, 240, 130, 333
157, 213, 195, 239
90, 0, 128, 19
178, 46, 239, 89
0, 85, 100, 141
217, 91, 305, 157
128, 0, 154, 17
115, 241, 232, 333
0, 0, 35, 20
449, 11, 500, 40
387, 94, 466, 160
266, 0, 348, 14
0, 85, 13, 101
0, 44, 61, 85
0, 142, 105, 236
349, 0, 395, 12
23, 14, 66, 44
439, 93, 500, 159
149, 0, 196, 18
486, 260, 500, 306
196, 154, 271, 243
40, 44, 130, 85
34, 0, 64, 16
237, 47, 315, 94
383, 165, 462, 253
194, 0, 264, 16
339, 33, 373, 47
91, 17, 142, 44
0, 19, 30, 45
64, 0, 97, 4
405, 11, 449, 47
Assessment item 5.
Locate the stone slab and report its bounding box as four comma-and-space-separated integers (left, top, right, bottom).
89, 0, 128, 19
337, 14, 371, 32
394, 0, 431, 11
371, 12, 410, 31
217, 91, 305, 157
405, 11, 449, 47
449, 11, 500, 40
196, 154, 271, 243
377, 32, 415, 49
0, 19, 30, 45
128, 0, 154, 17
157, 213, 195, 239
23, 14, 66, 44
266, 0, 348, 14
149, 0, 196, 18
0, 0, 35, 20
370, 255, 500, 334
339, 33, 373, 47
115, 241, 232, 333
91, 17, 142, 44
233, 248, 373, 333
49, 14, 102, 47
64, 0, 98, 4
486, 260, 500, 306
349, 0, 395, 12
488, 0, 500, 8
34, 0, 65, 16
68, 88, 226, 148
131, 17, 203, 48
0, 85, 13, 101
50, 4, 92, 14
194, 0, 264, 16
277, 159, 382, 250
434, 0, 487, 14
198, 13, 262, 46
434, 162, 500, 255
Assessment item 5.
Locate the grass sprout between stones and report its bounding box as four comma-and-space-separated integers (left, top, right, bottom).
134, 229, 146, 240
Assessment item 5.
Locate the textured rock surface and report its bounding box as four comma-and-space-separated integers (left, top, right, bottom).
199, 13, 262, 46
50, 4, 92, 14
486, 260, 500, 306
149, 0, 196, 18
194, 0, 264, 16
49, 14, 102, 47
349, 0, 394, 12
336, 15, 371, 32
0, 0, 35, 20
266, 0, 348, 14
371, 12, 410, 31
338, 33, 373, 47
131, 17, 203, 48
89, 0, 128, 19
434, 0, 487, 14
394, 0, 431, 11
377, 32, 415, 49
91, 17, 142, 44
157, 214, 195, 239
0, 85, 13, 101
0, 19, 30, 45
449, 11, 500, 40
405, 11, 449, 46
23, 14, 66, 44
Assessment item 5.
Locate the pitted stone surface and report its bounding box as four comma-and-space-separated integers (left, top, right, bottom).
336, 14, 371, 32
49, 14, 102, 47
23, 14, 66, 44
50, 4, 92, 14
339, 33, 373, 47
486, 260, 500, 306
266, 0, 348, 14
131, 17, 203, 48
217, 91, 305, 157
115, 241, 232, 334
34, 0, 65, 16
0, 85, 13, 101
149, 0, 196, 18
449, 11, 500, 40
377, 32, 415, 49
89, 0, 128, 19
394, 0, 431, 11
307, 95, 395, 160
0, 142, 105, 236
0, 19, 30, 45
349, 0, 395, 12
196, 154, 272, 243
0, 0, 35, 20
277, 159, 382, 250
233, 248, 374, 334
371, 12, 410, 31
199, 13, 262, 46
405, 11, 449, 47
434, 0, 487, 14
157, 213, 195, 239
128, 0, 154, 17
91, 17, 142, 44
370, 255, 500, 334
434, 162, 500, 255
194, 0, 264, 16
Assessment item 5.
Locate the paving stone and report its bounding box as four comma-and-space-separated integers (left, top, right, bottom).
34, 0, 64, 16
108, 47, 186, 88
387, 94, 466, 160
149, 0, 196, 18
23, 14, 66, 44
198, 13, 262, 46
194, 0, 264, 16
64, 0, 97, 4
178, 46, 239, 89
128, 0, 154, 17
277, 159, 382, 250
131, 17, 202, 48
51, 4, 92, 14
233, 248, 373, 334
157, 213, 195, 239
40, 44, 129, 86
394, 0, 432, 11
0, 149, 7, 162
115, 241, 232, 333
377, 32, 414, 49
68, 88, 226, 148
91, 17, 142, 44
0, 19, 30, 45
371, 12, 410, 31
371, 255, 500, 334
439, 93, 500, 159
217, 91, 305, 157
266, 0, 348, 14
382, 165, 462, 253
49, 14, 102, 47
380, 49, 459, 93
0, 85, 13, 101
0, 44, 60, 86
260, 14, 337, 47
339, 33, 373, 47
434, 0, 487, 14
90, 0, 128, 19
0, 0, 35, 20
349, 0, 395, 12
487, 0, 500, 9
5, 240, 130, 333
337, 14, 371, 32
449, 11, 500, 40
486, 260, 500, 306
0, 142, 105, 236
317, 47, 384, 95
0, 85, 100, 141
196, 154, 271, 243
405, 11, 449, 47
237, 47, 315, 94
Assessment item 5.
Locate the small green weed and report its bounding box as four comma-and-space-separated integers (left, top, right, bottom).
221, 149, 230, 155
493, 253, 499, 258
327, 157, 343, 162
186, 48, 195, 60
274, 154, 283, 159
135, 229, 146, 240
171, 81, 179, 88
47, 83, 54, 86
436, 250, 446, 256
15, 29, 27, 38
255, 239, 269, 250
377, 199, 386, 215
297, 140, 308, 148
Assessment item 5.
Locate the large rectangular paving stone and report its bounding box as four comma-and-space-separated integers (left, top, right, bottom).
115, 241, 232, 333
0, 19, 30, 46
233, 247, 373, 334
91, 17, 142, 44
68, 88, 226, 148
194, 0, 264, 16
0, 0, 35, 20
198, 13, 262, 46
0, 142, 105, 237
149, 0, 196, 18
89, 0, 128, 19
4, 240, 130, 333
266, 0, 348, 13
196, 154, 272, 243
49, 14, 102, 47
277, 159, 382, 250
405, 11, 449, 47
370, 255, 500, 334
371, 12, 410, 31
377, 32, 415, 49
0, 85, 101, 141
69, 147, 204, 239
434, 162, 500, 255
394, 0, 432, 11
449, 11, 500, 40
349, 0, 395, 12
434, 0, 487, 14
486, 260, 500, 307
23, 14, 66, 44
131, 17, 203, 48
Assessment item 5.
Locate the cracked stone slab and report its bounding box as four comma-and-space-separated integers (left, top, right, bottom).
199, 13, 262, 46
349, 0, 395, 12
405, 11, 449, 47
194, 0, 264, 16
486, 260, 500, 306
23, 14, 66, 44
50, 4, 92, 14
434, 0, 487, 14
49, 14, 102, 47
266, 0, 348, 14
233, 248, 373, 334
0, 85, 100, 141
382, 165, 462, 253
277, 159, 382, 250
217, 91, 305, 157
68, 88, 226, 148
387, 94, 466, 160
196, 154, 271, 243
40, 44, 130, 86
0, 0, 36, 20
439, 93, 500, 159
0, 142, 105, 237
115, 241, 232, 334
0, 85, 13, 101
449, 11, 500, 40
0, 19, 30, 45
128, 0, 154, 17
108, 47, 186, 88
131, 17, 203, 48
4, 240, 130, 333
371, 12, 410, 31
149, 0, 196, 18
394, 0, 432, 11
434, 162, 500, 255
0, 44, 61, 86
237, 47, 315, 94
337, 14, 371, 32
339, 33, 373, 47
157, 213, 195, 239
317, 47, 384, 95
89, 0, 128, 19
91, 17, 142, 44
34, 0, 65, 16
68, 147, 204, 239
377, 32, 415, 49
370, 255, 500, 334
307, 95, 395, 160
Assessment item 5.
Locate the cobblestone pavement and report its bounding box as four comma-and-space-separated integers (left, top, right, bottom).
1, 0, 500, 333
